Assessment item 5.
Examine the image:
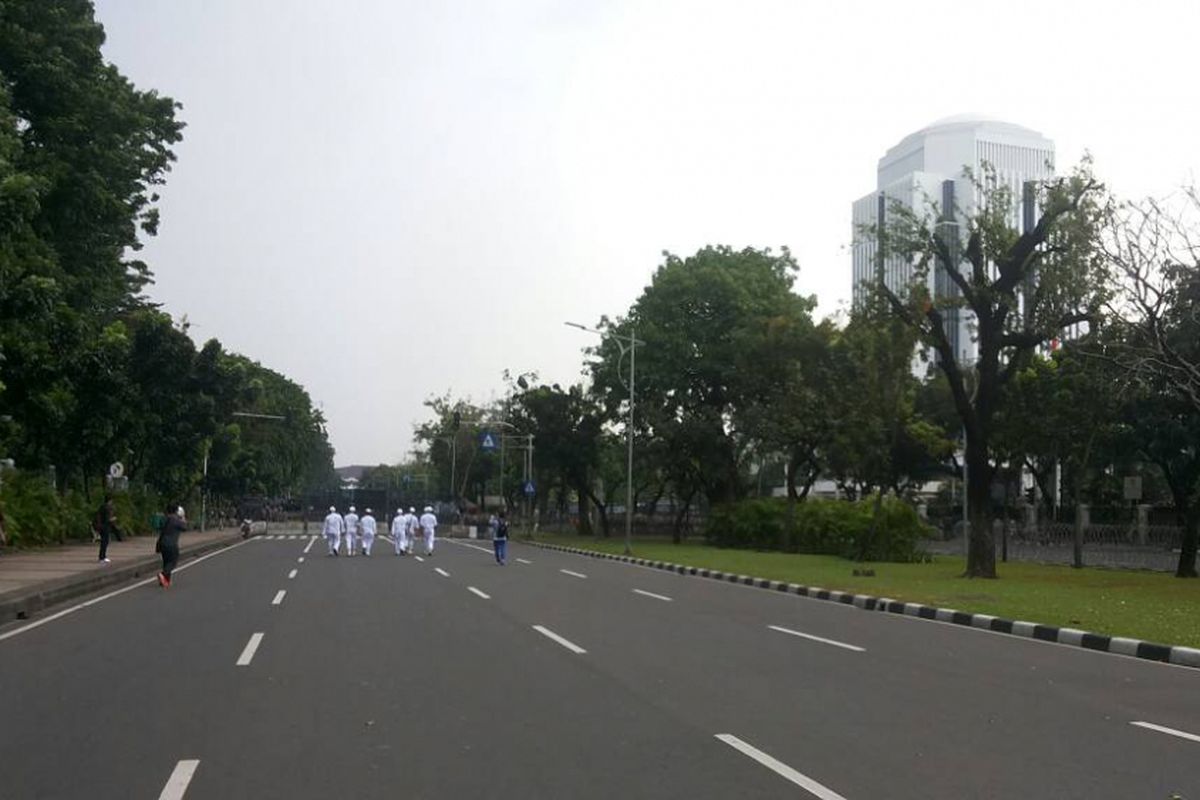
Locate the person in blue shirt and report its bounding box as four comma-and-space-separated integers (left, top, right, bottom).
492, 510, 509, 565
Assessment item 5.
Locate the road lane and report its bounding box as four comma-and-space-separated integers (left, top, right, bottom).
437, 540, 1200, 798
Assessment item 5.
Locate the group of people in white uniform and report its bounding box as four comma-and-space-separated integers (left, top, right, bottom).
321, 505, 438, 557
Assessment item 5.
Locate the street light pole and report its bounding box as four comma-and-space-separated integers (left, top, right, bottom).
565, 321, 643, 556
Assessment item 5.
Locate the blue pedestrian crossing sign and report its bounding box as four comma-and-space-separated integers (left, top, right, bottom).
522, 480, 536, 497
480, 432, 497, 451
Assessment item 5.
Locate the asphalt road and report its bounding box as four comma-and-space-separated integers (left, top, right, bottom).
0, 534, 1196, 799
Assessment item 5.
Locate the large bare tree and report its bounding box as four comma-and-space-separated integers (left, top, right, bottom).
1103, 188, 1200, 576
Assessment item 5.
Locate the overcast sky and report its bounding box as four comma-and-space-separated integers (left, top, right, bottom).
94, 0, 1200, 466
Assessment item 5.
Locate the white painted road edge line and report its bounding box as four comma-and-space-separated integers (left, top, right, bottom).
236, 632, 265, 666
532, 624, 587, 654
0, 538, 255, 643
633, 588, 673, 602
303, 536, 316, 554
446, 539, 494, 555
715, 734, 848, 800
516, 558, 532, 564
287, 569, 298, 579
468, 586, 491, 600
271, 590, 286, 606
158, 759, 200, 800
435, 567, 450, 577
559, 569, 588, 579
768, 625, 865, 653
1131, 721, 1200, 744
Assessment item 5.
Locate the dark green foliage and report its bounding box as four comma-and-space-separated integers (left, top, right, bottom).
704, 496, 929, 563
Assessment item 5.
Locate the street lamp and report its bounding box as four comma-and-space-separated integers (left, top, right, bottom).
565, 321, 644, 556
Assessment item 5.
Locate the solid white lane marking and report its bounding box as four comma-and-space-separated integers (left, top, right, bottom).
414, 556, 425, 562
633, 589, 673, 602
435, 567, 450, 577
0, 539, 254, 643
158, 759, 200, 800
532, 625, 586, 654
560, 569, 587, 579
1131, 721, 1200, 744
303, 537, 315, 554
236, 633, 265, 666
272, 590, 286, 606
287, 569, 298, 579
768, 625, 865, 653
516, 558, 532, 564
715, 734, 848, 799
468, 586, 491, 600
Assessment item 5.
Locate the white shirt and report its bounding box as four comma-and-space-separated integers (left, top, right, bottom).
343, 513, 359, 534
360, 515, 377, 536
405, 513, 418, 533
419, 512, 437, 533
390, 515, 406, 535
323, 513, 344, 535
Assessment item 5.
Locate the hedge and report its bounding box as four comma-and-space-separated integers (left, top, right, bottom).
703, 495, 930, 562
0, 470, 164, 547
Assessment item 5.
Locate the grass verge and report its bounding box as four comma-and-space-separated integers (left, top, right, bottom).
527, 533, 1200, 649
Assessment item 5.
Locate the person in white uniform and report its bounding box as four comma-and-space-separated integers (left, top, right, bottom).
419, 506, 438, 556
323, 506, 344, 556
391, 508, 408, 555
360, 509, 377, 556
343, 506, 360, 556
405, 507, 418, 552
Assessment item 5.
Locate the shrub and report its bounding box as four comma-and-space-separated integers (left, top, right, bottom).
704, 495, 930, 563
0, 469, 166, 547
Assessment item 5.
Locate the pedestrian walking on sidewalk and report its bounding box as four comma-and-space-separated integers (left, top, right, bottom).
323, 506, 343, 555
360, 509, 377, 556
419, 506, 437, 556
492, 510, 509, 565
156, 506, 186, 588
94, 496, 122, 563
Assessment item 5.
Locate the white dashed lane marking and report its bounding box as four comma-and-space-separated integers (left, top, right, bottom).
236, 633, 265, 666
1131, 721, 1200, 744
157, 759, 200, 800
715, 734, 848, 799
768, 625, 864, 653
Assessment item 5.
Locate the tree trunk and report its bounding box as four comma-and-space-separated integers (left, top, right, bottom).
672, 491, 694, 544
1175, 504, 1198, 578
965, 440, 996, 578
574, 483, 593, 537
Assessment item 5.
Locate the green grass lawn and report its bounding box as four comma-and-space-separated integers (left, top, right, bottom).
526, 533, 1200, 649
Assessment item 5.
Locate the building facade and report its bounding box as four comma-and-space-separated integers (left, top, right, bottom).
851, 115, 1055, 365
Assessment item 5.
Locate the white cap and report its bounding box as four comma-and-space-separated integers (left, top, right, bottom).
424, 506, 433, 513
365, 508, 372, 514
409, 507, 415, 513
329, 506, 336, 513
396, 508, 403, 514
349, 506, 356, 512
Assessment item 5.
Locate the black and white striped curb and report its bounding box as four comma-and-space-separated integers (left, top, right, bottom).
522, 540, 1200, 670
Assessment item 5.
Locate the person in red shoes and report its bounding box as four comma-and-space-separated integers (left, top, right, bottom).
156, 505, 186, 588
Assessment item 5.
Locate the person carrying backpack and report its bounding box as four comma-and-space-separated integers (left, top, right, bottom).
157, 505, 186, 588
493, 510, 509, 565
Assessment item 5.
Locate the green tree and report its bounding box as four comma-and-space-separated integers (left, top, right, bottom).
591, 245, 818, 508
877, 164, 1109, 577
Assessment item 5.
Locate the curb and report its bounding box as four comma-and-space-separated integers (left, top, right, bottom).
0, 531, 247, 624
521, 540, 1200, 670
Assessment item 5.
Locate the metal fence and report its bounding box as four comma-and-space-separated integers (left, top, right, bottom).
923, 513, 1186, 572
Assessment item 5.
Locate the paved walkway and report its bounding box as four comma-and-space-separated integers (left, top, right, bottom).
0, 528, 245, 623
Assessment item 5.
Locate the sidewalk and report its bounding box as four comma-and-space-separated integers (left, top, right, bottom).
0, 528, 246, 624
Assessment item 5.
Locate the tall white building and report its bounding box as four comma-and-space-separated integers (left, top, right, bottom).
851, 115, 1055, 365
